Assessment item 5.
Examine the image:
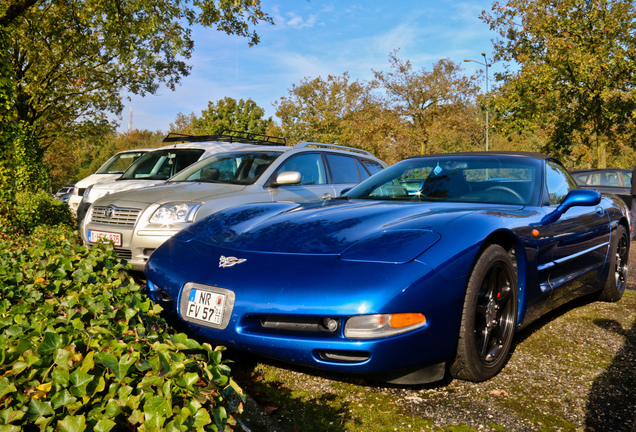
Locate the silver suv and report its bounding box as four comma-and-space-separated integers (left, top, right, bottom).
80, 141, 386, 271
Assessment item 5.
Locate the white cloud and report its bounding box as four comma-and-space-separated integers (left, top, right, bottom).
286, 13, 317, 29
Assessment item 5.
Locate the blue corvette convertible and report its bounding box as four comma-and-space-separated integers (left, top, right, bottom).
145, 152, 630, 384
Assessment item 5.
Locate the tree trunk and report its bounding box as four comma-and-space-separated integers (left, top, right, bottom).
596, 135, 606, 169
0, 27, 17, 219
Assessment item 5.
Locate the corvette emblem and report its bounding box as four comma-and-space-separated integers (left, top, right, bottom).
219, 255, 247, 268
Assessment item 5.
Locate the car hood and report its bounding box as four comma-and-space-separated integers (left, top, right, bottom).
179, 199, 510, 257
75, 173, 121, 189
95, 182, 248, 205
87, 178, 165, 202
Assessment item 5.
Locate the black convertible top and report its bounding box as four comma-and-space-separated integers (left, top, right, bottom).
410, 151, 553, 161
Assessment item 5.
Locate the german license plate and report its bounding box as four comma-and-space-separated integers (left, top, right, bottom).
88, 229, 122, 247
180, 283, 235, 330
185, 288, 227, 326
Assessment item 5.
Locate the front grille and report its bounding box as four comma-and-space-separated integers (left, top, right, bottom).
90, 205, 141, 227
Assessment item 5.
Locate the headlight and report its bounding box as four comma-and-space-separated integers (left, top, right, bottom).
150, 202, 202, 224
344, 313, 426, 338
82, 185, 93, 202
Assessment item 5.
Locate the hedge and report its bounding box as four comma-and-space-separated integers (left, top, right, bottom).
0, 225, 243, 431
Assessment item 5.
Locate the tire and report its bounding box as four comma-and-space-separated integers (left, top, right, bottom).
598, 224, 629, 302
450, 244, 518, 382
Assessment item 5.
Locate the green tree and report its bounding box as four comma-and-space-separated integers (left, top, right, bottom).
173, 97, 274, 136
274, 72, 380, 147
482, 0, 636, 168
0, 0, 272, 204
373, 52, 482, 156
45, 128, 164, 190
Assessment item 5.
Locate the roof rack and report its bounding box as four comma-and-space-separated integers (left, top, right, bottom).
162, 130, 287, 146
295, 142, 374, 157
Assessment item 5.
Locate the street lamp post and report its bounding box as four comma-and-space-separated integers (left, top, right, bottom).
464, 53, 491, 151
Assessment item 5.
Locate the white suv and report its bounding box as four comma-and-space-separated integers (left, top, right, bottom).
68, 149, 151, 215
80, 141, 386, 271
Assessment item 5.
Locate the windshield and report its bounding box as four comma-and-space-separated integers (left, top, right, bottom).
169, 151, 283, 185
96, 151, 148, 174
120, 149, 204, 180
345, 156, 541, 206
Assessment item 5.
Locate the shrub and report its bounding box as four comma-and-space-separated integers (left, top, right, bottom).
15, 191, 75, 233
0, 226, 243, 431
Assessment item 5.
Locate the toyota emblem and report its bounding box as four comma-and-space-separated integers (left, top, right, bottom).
104, 206, 115, 219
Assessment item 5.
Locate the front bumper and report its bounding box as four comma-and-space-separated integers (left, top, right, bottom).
82, 202, 189, 271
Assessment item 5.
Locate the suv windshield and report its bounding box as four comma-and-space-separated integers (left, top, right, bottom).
120, 149, 204, 180
345, 156, 540, 205
96, 151, 148, 174
170, 151, 283, 185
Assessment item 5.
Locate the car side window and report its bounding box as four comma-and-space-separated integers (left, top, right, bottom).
276, 153, 326, 185
359, 158, 384, 176
326, 154, 361, 184
355, 159, 371, 180
546, 161, 578, 206
624, 171, 632, 184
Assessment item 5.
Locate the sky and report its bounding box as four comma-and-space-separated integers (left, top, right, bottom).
118, 0, 503, 133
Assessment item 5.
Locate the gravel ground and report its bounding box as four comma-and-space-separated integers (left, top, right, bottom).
234, 252, 636, 432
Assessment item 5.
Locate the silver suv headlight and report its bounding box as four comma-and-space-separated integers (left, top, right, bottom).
150, 202, 203, 224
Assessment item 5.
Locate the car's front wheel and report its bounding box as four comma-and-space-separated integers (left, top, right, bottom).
450, 244, 518, 382
598, 224, 629, 302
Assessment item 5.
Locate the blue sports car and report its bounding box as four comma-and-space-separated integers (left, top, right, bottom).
145, 152, 630, 384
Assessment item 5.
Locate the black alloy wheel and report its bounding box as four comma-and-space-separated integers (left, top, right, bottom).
451, 244, 518, 382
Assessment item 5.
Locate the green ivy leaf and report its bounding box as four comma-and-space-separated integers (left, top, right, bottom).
79, 351, 94, 373
0, 407, 25, 425
0, 377, 17, 400
176, 372, 199, 392
103, 400, 122, 419
123, 307, 137, 322
192, 407, 212, 428
57, 414, 87, 432
69, 369, 93, 397
51, 389, 77, 410
94, 418, 116, 432
26, 398, 54, 420
144, 394, 174, 418
128, 409, 144, 425
103, 352, 139, 381
37, 332, 61, 356
53, 348, 71, 369
169, 333, 202, 351
52, 367, 70, 387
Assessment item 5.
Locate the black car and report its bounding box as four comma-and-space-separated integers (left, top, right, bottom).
571, 168, 632, 207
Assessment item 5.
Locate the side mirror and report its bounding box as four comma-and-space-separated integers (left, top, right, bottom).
274, 171, 302, 186
541, 189, 601, 224
339, 187, 352, 196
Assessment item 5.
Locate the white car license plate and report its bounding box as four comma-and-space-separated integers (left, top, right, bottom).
88, 230, 122, 247
185, 288, 227, 326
